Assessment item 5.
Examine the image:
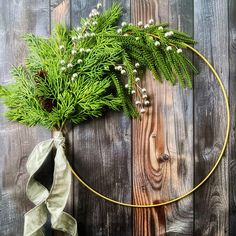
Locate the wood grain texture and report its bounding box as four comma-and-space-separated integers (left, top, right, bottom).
167, 2, 194, 234
0, 1, 50, 235
0, 0, 233, 235
71, 0, 132, 235
229, 1, 236, 235
131, 0, 194, 235
193, 0, 229, 235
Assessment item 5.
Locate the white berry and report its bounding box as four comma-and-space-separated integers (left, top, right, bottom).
135, 77, 140, 82
84, 32, 90, 37
72, 49, 77, 55
121, 22, 127, 27
60, 60, 65, 65
72, 73, 78, 78
142, 88, 146, 93
125, 84, 129, 88
80, 48, 85, 53
165, 31, 174, 37
117, 28, 122, 34
59, 45, 64, 50
148, 19, 154, 24
77, 59, 83, 64
144, 100, 150, 105
91, 9, 99, 16
144, 24, 149, 28
143, 94, 148, 99
158, 26, 164, 30
121, 70, 126, 75
177, 48, 183, 54
137, 21, 143, 26
135, 101, 141, 105
133, 69, 138, 74
166, 46, 172, 51
131, 90, 136, 94
97, 3, 102, 9
135, 63, 140, 68
140, 108, 146, 113
165, 32, 170, 37
154, 41, 160, 46
67, 63, 73, 68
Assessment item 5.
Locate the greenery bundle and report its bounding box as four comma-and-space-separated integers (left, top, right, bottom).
0, 3, 197, 130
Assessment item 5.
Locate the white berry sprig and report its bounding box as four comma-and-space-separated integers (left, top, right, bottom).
121, 62, 150, 114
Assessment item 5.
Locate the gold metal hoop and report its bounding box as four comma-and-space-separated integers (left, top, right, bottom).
67, 44, 230, 208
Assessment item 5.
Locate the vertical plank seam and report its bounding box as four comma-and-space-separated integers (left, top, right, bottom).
226, 1, 230, 233
49, 2, 53, 235
69, 0, 72, 29
192, 0, 195, 233
68, 0, 75, 219
49, 1, 53, 235
227, 0, 230, 233
130, 1, 133, 236
49, 0, 52, 35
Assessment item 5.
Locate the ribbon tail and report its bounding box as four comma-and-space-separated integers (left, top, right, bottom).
24, 139, 54, 236
24, 204, 47, 236
51, 212, 78, 236
46, 136, 77, 236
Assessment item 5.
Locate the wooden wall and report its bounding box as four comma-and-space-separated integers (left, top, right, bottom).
0, 0, 234, 235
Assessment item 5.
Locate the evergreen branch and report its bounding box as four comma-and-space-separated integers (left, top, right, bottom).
0, 3, 197, 129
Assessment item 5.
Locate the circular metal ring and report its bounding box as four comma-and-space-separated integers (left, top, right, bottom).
67, 44, 230, 208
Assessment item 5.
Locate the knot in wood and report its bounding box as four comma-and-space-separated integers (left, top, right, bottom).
158, 153, 170, 162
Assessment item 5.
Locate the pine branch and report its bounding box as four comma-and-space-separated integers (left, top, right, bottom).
0, 3, 197, 129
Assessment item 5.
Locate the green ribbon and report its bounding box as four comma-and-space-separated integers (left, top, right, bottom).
24, 131, 77, 236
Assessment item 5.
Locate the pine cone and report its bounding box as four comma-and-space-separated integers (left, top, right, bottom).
39, 96, 56, 112
36, 70, 47, 79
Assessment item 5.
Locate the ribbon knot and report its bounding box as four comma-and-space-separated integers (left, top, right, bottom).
53, 131, 65, 148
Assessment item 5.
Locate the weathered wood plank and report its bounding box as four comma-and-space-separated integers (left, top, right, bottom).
167, 2, 194, 234
131, 0, 194, 235
71, 0, 132, 235
50, 0, 70, 28
229, 0, 236, 235
0, 1, 50, 235
193, 0, 229, 235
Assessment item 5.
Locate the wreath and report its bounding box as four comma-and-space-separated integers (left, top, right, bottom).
1, 3, 227, 236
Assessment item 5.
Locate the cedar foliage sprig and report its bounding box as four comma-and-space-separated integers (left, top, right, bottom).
0, 3, 197, 130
